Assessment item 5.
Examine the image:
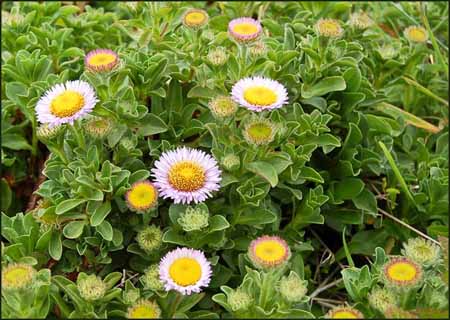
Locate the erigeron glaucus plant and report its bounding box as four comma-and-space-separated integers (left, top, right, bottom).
1, 1, 448, 319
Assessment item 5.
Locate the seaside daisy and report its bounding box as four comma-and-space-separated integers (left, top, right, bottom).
151, 147, 221, 204
228, 17, 262, 42
231, 76, 288, 112
85, 49, 119, 72
326, 306, 364, 319
404, 26, 428, 43
315, 18, 343, 38
243, 116, 277, 145
127, 299, 161, 319
182, 8, 208, 29
159, 247, 212, 295
402, 237, 441, 266
208, 95, 238, 118
2, 263, 36, 290
36, 80, 98, 127
382, 257, 423, 288
126, 180, 158, 212
248, 235, 291, 269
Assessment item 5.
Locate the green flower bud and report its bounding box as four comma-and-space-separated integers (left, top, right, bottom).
136, 225, 163, 253
249, 41, 267, 57
228, 288, 253, 312
402, 237, 441, 266
278, 271, 308, 303
221, 154, 240, 171
178, 206, 209, 232
368, 287, 397, 313
207, 47, 228, 66
84, 117, 112, 139
123, 288, 140, 305
349, 11, 373, 29
208, 95, 238, 119
77, 274, 107, 301
37, 124, 64, 143
141, 264, 164, 291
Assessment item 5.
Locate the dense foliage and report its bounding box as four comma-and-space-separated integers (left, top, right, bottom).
1, 1, 448, 319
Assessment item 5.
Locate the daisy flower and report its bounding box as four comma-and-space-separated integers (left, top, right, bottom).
2, 263, 36, 290
382, 257, 423, 288
127, 299, 161, 319
36, 80, 98, 127
85, 49, 119, 72
159, 247, 212, 295
315, 18, 343, 38
404, 26, 428, 43
182, 8, 209, 29
248, 235, 291, 269
326, 306, 364, 319
151, 147, 221, 204
126, 180, 159, 212
228, 17, 262, 42
231, 76, 288, 112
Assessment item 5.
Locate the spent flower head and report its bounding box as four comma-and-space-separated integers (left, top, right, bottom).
136, 225, 163, 253
243, 116, 277, 146
315, 18, 343, 38
84, 116, 113, 139
2, 263, 36, 290
402, 237, 441, 266
279, 271, 308, 303
207, 47, 228, 66
368, 287, 397, 313
127, 299, 161, 319
228, 288, 253, 311
208, 95, 238, 118
141, 264, 164, 291
77, 274, 107, 301
221, 154, 240, 171
349, 11, 373, 29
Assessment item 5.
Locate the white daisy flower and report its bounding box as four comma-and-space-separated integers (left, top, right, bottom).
151, 147, 221, 204
231, 76, 288, 112
159, 247, 212, 295
35, 80, 98, 127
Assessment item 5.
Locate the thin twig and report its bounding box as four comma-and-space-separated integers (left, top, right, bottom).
310, 229, 345, 269
377, 208, 441, 246
315, 300, 338, 309
310, 278, 343, 299
312, 297, 345, 304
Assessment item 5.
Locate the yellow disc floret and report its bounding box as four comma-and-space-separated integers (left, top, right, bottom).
50, 90, 85, 118
254, 240, 287, 263
315, 18, 343, 37
404, 26, 428, 43
168, 161, 206, 192
243, 86, 277, 106
127, 299, 161, 319
88, 53, 117, 67
327, 306, 363, 319
232, 22, 259, 36
126, 181, 158, 211
2, 263, 36, 290
383, 257, 422, 287
169, 258, 202, 286
183, 9, 208, 28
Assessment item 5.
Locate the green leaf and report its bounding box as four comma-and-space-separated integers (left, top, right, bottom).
246, 161, 278, 187
352, 188, 378, 215
137, 113, 168, 136
208, 215, 230, 232
90, 201, 111, 227
187, 86, 216, 99
298, 166, 324, 183
301, 76, 346, 99
0, 178, 12, 212
235, 208, 277, 225
1, 134, 32, 151
55, 199, 86, 215
49, 231, 62, 260
63, 221, 85, 239
96, 220, 113, 241
333, 178, 365, 201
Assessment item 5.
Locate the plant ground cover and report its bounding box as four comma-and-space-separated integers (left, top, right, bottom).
1, 1, 449, 319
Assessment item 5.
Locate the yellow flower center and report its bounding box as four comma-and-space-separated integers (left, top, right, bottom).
254, 240, 286, 263
320, 20, 340, 34
408, 27, 427, 42
232, 22, 259, 35
127, 183, 157, 210
88, 53, 117, 67
128, 305, 158, 319
169, 258, 202, 286
386, 261, 417, 282
331, 309, 360, 319
50, 90, 85, 118
247, 123, 273, 141
3, 265, 33, 288
243, 86, 277, 106
185, 11, 207, 26
168, 161, 206, 192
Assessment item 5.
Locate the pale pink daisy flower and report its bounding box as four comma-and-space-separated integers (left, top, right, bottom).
159, 247, 212, 295
228, 17, 262, 42
248, 235, 291, 269
151, 147, 221, 204
84, 49, 119, 72
231, 76, 289, 112
35, 80, 98, 127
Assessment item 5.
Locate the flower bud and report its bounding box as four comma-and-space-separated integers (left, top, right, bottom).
349, 11, 373, 29
207, 47, 228, 66
208, 96, 238, 119
228, 288, 253, 312
141, 264, 164, 291
368, 287, 396, 313
279, 271, 308, 303
84, 117, 112, 139
315, 18, 343, 38
178, 206, 209, 232
402, 237, 441, 266
136, 225, 163, 253
249, 41, 267, 57
77, 274, 107, 301
37, 124, 64, 143
221, 154, 240, 171
123, 288, 140, 305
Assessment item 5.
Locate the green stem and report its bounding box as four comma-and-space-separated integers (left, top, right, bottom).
170, 292, 183, 318
70, 122, 86, 149
258, 271, 271, 310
